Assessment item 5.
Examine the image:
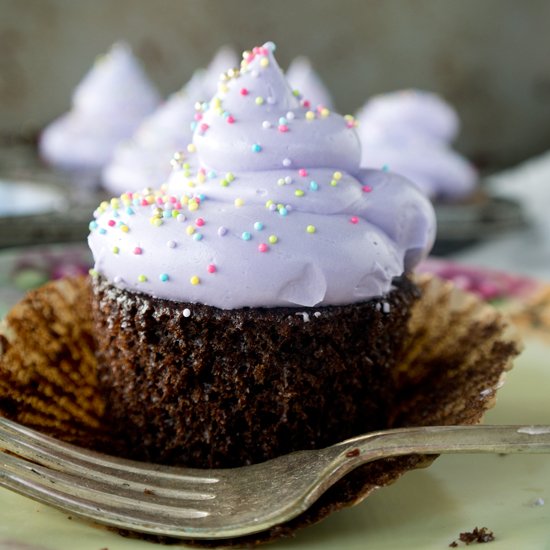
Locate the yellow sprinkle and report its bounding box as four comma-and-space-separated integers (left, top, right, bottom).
305, 111, 315, 121
330, 179, 338, 187
152, 218, 163, 227
212, 97, 222, 108
112, 246, 119, 254
138, 275, 147, 283
265, 199, 274, 208
187, 144, 196, 153
333, 171, 342, 181
260, 57, 269, 68
226, 172, 235, 182
320, 108, 330, 118
218, 83, 229, 94
197, 172, 206, 183
242, 50, 251, 59
110, 198, 120, 209
188, 201, 199, 212
295, 189, 305, 197
220, 179, 229, 187
187, 180, 196, 188
172, 209, 180, 218
234, 198, 245, 207
186, 225, 195, 235
146, 195, 155, 205
268, 235, 278, 244
120, 225, 129, 233
190, 275, 200, 285
306, 225, 316, 234
255, 96, 264, 105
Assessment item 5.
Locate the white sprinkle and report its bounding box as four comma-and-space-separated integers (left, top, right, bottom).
382, 302, 391, 314
314, 311, 321, 318
167, 240, 177, 248
296, 312, 310, 323
282, 158, 292, 167
267, 96, 276, 104
251, 69, 259, 78
183, 308, 191, 318
177, 214, 186, 223
284, 176, 293, 184
262, 120, 272, 129
286, 111, 295, 120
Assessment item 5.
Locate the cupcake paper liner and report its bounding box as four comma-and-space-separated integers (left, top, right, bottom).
0, 274, 522, 546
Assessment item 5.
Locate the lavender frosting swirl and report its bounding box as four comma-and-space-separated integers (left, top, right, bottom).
89, 43, 435, 309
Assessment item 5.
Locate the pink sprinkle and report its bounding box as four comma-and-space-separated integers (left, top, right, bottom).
207, 264, 216, 273
140, 199, 148, 206
194, 113, 203, 121
258, 243, 269, 253
200, 123, 209, 132
107, 219, 116, 227
350, 216, 359, 224
259, 46, 268, 55
240, 88, 249, 96
362, 185, 373, 193
169, 196, 178, 203
298, 168, 308, 177
346, 121, 355, 128
246, 53, 255, 63
156, 198, 164, 206
227, 115, 235, 124
278, 124, 289, 133
199, 168, 206, 176
134, 247, 143, 255
195, 217, 205, 227
253, 47, 260, 54
316, 105, 325, 113
174, 201, 182, 209
302, 99, 311, 108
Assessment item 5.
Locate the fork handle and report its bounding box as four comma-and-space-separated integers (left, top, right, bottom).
338, 424, 550, 464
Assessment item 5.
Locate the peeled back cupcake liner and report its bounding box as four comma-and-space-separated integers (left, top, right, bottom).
0, 273, 521, 546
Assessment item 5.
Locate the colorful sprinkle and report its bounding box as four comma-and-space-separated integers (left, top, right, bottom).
107, 219, 116, 227
159, 273, 169, 282
306, 225, 316, 233
298, 168, 308, 177
240, 88, 249, 96
138, 274, 147, 283
190, 275, 200, 285
278, 124, 289, 133
258, 243, 269, 252
268, 234, 278, 244
305, 111, 315, 121
242, 231, 252, 241
196, 217, 205, 227
362, 185, 373, 193
255, 96, 264, 105
254, 221, 264, 231
295, 189, 305, 197
133, 247, 143, 255
207, 264, 216, 274
333, 171, 342, 181
227, 115, 235, 124
350, 216, 359, 224
260, 57, 269, 68
310, 181, 319, 191
186, 225, 195, 235
251, 144, 262, 153
112, 246, 119, 254
193, 233, 203, 241
234, 198, 245, 208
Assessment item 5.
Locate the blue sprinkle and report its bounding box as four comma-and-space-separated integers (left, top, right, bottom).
279, 207, 288, 217
89, 221, 98, 230
242, 231, 252, 241
159, 273, 169, 282
251, 144, 262, 153
310, 181, 319, 191
197, 193, 206, 201
99, 228, 107, 235
193, 233, 203, 241
208, 170, 217, 179
126, 207, 135, 215
190, 121, 197, 132
278, 117, 287, 125
254, 221, 264, 231
382, 164, 389, 172
163, 210, 172, 219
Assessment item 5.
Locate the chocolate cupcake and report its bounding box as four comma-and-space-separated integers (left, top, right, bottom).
87, 42, 436, 468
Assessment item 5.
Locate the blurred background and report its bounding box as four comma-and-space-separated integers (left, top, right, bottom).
1, 0, 550, 312
2, 0, 550, 167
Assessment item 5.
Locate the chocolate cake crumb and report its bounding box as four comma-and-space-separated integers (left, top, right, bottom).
450, 526, 495, 546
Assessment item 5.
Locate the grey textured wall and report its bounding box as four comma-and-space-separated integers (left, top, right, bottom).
1, 0, 549, 170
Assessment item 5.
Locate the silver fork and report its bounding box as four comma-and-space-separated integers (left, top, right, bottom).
1, 416, 550, 540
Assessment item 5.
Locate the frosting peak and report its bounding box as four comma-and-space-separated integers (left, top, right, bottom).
193, 44, 360, 173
